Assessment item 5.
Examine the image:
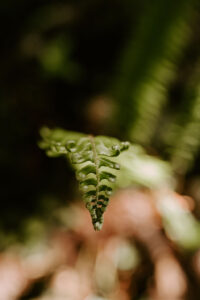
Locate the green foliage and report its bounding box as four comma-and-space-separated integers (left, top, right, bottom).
39, 127, 129, 230
112, 0, 195, 143
115, 145, 173, 189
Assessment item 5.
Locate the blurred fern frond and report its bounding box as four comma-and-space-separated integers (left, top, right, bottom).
112, 0, 195, 144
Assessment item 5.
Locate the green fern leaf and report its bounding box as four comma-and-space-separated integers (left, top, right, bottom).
39, 127, 129, 230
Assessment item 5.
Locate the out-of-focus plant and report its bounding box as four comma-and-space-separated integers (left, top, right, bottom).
156, 191, 200, 250
115, 145, 173, 189
112, 0, 195, 144
166, 68, 200, 175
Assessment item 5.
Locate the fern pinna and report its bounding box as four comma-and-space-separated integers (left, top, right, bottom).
39, 127, 129, 230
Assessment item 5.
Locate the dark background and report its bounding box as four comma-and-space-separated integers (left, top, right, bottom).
1, 0, 200, 235
0, 0, 146, 233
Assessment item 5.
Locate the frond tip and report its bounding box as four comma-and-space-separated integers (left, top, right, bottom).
39, 127, 130, 230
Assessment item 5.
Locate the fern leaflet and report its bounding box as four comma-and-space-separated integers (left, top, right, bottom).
39, 127, 129, 230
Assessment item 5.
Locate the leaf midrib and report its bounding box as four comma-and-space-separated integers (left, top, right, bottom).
89, 135, 99, 207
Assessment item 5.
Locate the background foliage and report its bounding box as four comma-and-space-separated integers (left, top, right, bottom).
1, 0, 200, 299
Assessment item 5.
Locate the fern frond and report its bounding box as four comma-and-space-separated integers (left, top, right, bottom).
39, 127, 129, 230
